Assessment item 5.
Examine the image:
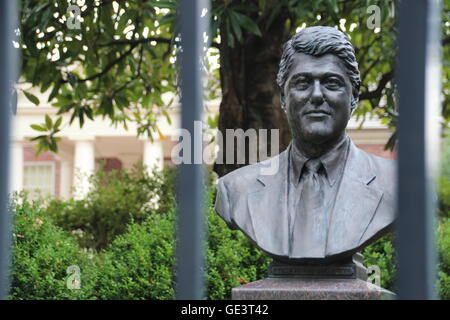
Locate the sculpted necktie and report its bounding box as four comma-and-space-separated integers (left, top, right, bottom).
290, 159, 327, 258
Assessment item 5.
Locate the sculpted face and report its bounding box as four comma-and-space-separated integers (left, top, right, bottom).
284, 52, 353, 145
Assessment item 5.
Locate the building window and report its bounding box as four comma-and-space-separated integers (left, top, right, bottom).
23, 162, 55, 200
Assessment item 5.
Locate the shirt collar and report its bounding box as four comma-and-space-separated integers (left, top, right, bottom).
290, 135, 350, 187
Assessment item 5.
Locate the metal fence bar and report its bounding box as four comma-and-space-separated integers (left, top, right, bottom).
0, 0, 18, 300
397, 0, 442, 299
176, 0, 209, 299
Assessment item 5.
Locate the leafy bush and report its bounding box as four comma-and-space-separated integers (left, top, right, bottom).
43, 164, 175, 249
438, 133, 450, 219
8, 169, 271, 300
362, 233, 397, 291
436, 132, 450, 298
92, 211, 176, 300
88, 183, 270, 300
438, 217, 450, 299
9, 195, 96, 300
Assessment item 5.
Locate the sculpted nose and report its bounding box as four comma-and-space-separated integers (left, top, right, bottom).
310, 80, 324, 106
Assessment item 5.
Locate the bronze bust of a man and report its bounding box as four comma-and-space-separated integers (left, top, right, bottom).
215, 26, 397, 264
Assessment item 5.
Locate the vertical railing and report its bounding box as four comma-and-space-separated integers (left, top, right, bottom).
176, 0, 209, 299
397, 0, 442, 299
0, 0, 18, 300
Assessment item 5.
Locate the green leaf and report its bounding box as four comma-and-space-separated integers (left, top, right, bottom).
67, 72, 78, 88
100, 4, 115, 36
45, 114, 53, 129
265, 4, 281, 31
40, 75, 53, 93
49, 137, 58, 152
229, 12, 243, 42
85, 107, 94, 121
54, 117, 62, 130
48, 80, 62, 103
162, 109, 172, 125
24, 91, 40, 106
78, 107, 85, 127
30, 124, 47, 132
142, 95, 152, 108
75, 82, 88, 100
69, 110, 78, 125
114, 95, 129, 109
29, 134, 48, 141
258, 0, 266, 12
233, 12, 262, 37
225, 18, 235, 48
99, 98, 114, 117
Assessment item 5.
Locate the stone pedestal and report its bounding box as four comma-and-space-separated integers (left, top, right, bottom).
232, 254, 396, 300
232, 277, 395, 300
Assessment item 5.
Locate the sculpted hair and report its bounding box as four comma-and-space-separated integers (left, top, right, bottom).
277, 26, 361, 110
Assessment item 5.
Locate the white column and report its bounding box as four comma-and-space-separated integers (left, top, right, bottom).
73, 140, 95, 199
10, 141, 23, 194
143, 140, 164, 174
60, 159, 72, 199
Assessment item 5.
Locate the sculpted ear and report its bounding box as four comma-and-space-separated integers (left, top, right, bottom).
350, 94, 359, 113
280, 91, 286, 110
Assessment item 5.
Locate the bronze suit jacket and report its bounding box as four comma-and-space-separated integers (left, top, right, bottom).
215, 140, 397, 263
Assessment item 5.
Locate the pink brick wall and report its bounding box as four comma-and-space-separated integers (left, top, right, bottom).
356, 144, 397, 159
96, 157, 123, 172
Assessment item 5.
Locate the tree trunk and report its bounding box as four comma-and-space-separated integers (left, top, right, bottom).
214, 10, 292, 177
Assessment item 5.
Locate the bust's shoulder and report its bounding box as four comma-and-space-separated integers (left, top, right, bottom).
218, 151, 287, 192
364, 150, 396, 174
356, 147, 397, 187
218, 159, 268, 190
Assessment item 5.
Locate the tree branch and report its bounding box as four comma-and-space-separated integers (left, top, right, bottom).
64, 43, 139, 83
99, 37, 173, 47
359, 70, 394, 101
99, 37, 220, 49
361, 57, 381, 83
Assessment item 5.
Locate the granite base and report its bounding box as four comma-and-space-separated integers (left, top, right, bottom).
231, 278, 396, 300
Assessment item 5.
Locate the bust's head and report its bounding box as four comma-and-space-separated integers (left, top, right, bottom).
277, 26, 361, 146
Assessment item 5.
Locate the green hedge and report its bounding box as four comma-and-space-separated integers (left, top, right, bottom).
9, 196, 96, 299
362, 233, 396, 291
8, 157, 450, 299
92, 212, 176, 299
43, 164, 175, 250
8, 167, 271, 300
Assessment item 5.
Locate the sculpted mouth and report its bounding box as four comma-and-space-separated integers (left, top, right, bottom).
304, 110, 331, 116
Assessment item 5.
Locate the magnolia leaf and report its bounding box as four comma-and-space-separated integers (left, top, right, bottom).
45, 114, 53, 129
30, 124, 47, 132
24, 91, 40, 106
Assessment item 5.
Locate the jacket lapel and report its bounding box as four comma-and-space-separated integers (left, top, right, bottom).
326, 142, 383, 256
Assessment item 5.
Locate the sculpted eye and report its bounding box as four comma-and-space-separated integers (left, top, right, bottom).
292, 77, 310, 90
324, 77, 343, 90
